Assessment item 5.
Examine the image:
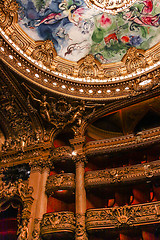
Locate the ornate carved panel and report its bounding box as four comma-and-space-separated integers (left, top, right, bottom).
86, 201, 160, 231
40, 212, 75, 237
51, 146, 73, 162
85, 159, 160, 188
78, 55, 100, 79
0, 0, 18, 29
46, 173, 75, 195
32, 40, 57, 67
122, 47, 147, 73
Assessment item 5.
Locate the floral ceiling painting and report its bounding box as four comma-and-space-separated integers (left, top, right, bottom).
17, 0, 160, 64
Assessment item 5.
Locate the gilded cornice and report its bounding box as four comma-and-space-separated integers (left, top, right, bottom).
85, 159, 160, 188
0, 0, 160, 100
86, 201, 160, 230
46, 173, 75, 195
0, 141, 52, 168
85, 126, 160, 156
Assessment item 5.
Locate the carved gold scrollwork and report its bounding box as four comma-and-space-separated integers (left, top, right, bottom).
51, 146, 73, 162
0, 179, 34, 240
85, 159, 160, 187
78, 55, 100, 78
40, 211, 75, 237
76, 213, 88, 240
32, 40, 57, 67
86, 202, 160, 231
122, 47, 147, 73
46, 173, 75, 195
0, 0, 18, 29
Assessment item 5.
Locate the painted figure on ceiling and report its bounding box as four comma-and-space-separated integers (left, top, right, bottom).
123, 0, 160, 27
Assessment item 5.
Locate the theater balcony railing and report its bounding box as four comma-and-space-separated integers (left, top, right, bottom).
85, 159, 160, 188
86, 201, 160, 231
46, 173, 75, 195
85, 127, 160, 156
50, 146, 73, 162
40, 211, 75, 238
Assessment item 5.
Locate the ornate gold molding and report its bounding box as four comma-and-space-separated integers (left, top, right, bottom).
86, 201, 160, 230
0, 0, 18, 29
85, 159, 160, 188
76, 213, 88, 240
85, 126, 160, 156
51, 146, 73, 162
40, 211, 75, 236
32, 40, 56, 67
46, 173, 75, 195
1, 36, 160, 99
122, 47, 147, 73
0, 141, 52, 167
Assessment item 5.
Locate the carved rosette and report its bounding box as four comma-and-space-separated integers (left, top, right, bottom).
85, 159, 160, 187
86, 201, 160, 231
40, 211, 75, 237
46, 173, 75, 195
32, 40, 57, 67
76, 213, 88, 240
122, 47, 147, 73
0, 0, 18, 29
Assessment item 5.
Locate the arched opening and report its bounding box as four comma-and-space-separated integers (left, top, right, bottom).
0, 199, 22, 240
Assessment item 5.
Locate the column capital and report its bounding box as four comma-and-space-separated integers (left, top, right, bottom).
29, 157, 52, 173
73, 152, 87, 165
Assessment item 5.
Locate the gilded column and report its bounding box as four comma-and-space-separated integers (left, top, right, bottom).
28, 156, 52, 240
70, 137, 88, 240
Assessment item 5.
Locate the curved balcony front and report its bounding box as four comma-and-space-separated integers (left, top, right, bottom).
50, 146, 73, 162
85, 159, 160, 188
86, 201, 160, 232
46, 173, 75, 195
85, 127, 160, 156
40, 211, 75, 239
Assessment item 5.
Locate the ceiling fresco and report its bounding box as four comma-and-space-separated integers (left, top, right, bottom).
17, 0, 160, 64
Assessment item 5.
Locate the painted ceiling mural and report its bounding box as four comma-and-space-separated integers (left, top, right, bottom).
17, 0, 160, 64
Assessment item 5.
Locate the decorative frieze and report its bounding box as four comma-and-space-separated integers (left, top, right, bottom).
0, 179, 33, 200
46, 173, 75, 195
40, 212, 75, 237
85, 159, 160, 187
86, 201, 160, 231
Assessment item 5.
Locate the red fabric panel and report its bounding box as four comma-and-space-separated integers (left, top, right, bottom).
142, 231, 159, 240
53, 139, 66, 148
47, 196, 74, 213
119, 234, 141, 240
132, 184, 150, 204
152, 185, 160, 201
86, 193, 105, 209
114, 192, 130, 206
